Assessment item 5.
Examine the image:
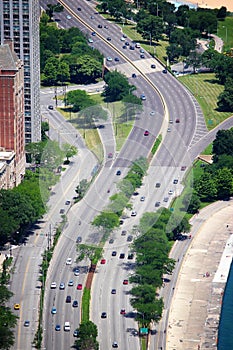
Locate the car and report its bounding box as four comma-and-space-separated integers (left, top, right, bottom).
140, 54, 145, 58
65, 200, 70, 205
163, 197, 169, 202
122, 45, 127, 49
77, 283, 82, 290
55, 324, 61, 331
173, 179, 178, 184
68, 280, 74, 287
130, 45, 135, 50
77, 7, 81, 11
169, 119, 173, 124
59, 282, 65, 290
128, 253, 134, 259
132, 73, 137, 78
155, 201, 161, 207
120, 308, 126, 314
167, 127, 171, 132
108, 152, 113, 158
24, 320, 30, 327
14, 303, 20, 310
112, 342, 118, 348
104, 25, 108, 29
90, 15, 94, 19
151, 64, 156, 69
116, 170, 121, 176
64, 321, 71, 331
101, 312, 107, 318
181, 166, 186, 171
112, 251, 117, 256
91, 31, 96, 36
123, 34, 127, 38
76, 236, 82, 243
144, 130, 149, 136
120, 37, 125, 41
131, 211, 137, 217
123, 279, 128, 285
107, 37, 111, 41
74, 268, 80, 276
121, 230, 127, 236
48, 105, 53, 110
127, 235, 133, 242
111, 289, 116, 294
114, 57, 119, 62
135, 42, 141, 48
98, 24, 102, 28
50, 282, 57, 289
140, 196, 145, 201
168, 190, 173, 195
66, 258, 72, 265
66, 295, 71, 303
88, 38, 94, 43
66, 15, 72, 20
60, 208, 65, 214
163, 69, 167, 73
119, 219, 124, 225
119, 253, 125, 259
73, 330, 78, 337
140, 94, 146, 100
155, 182, 161, 188
125, 41, 129, 46
101, 259, 106, 264
72, 300, 78, 308
51, 306, 57, 314
140, 48, 144, 53
150, 111, 155, 116
176, 118, 180, 123
106, 56, 112, 62
109, 238, 114, 244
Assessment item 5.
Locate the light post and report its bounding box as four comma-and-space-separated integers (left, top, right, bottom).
223, 26, 228, 43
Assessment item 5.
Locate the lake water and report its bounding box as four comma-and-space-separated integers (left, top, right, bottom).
218, 261, 233, 349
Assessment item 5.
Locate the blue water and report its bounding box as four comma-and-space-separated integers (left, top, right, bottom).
218, 261, 233, 349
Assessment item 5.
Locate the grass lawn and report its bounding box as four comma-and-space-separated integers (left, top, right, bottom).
178, 73, 232, 130
218, 17, 233, 53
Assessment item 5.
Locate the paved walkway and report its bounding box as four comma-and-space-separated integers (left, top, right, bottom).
166, 200, 233, 350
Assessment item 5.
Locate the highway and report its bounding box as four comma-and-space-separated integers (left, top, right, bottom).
9, 1, 233, 349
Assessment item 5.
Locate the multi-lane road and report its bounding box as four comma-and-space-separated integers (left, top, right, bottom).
9, 1, 233, 349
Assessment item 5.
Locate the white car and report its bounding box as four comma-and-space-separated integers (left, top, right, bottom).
106, 56, 112, 61
131, 211, 137, 217
88, 38, 94, 43
168, 190, 173, 195
120, 37, 125, 41
66, 258, 72, 265
50, 282, 57, 289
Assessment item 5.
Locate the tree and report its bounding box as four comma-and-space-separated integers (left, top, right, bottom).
75, 321, 99, 350
186, 51, 202, 74
80, 105, 108, 127
217, 6, 227, 20
216, 168, 233, 200
107, 193, 129, 216
195, 172, 217, 202
212, 129, 233, 159
136, 15, 164, 42
62, 144, 78, 163
46, 3, 63, 21
65, 90, 96, 112
166, 214, 191, 238
92, 211, 120, 232
182, 191, 201, 214
217, 78, 233, 112
72, 55, 102, 84
103, 71, 133, 102
75, 179, 90, 200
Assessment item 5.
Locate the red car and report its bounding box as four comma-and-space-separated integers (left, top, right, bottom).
77, 284, 82, 290
123, 279, 128, 285
144, 130, 149, 136
101, 259, 106, 264
175, 118, 180, 123
120, 308, 126, 315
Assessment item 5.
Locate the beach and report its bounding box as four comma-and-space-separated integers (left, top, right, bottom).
166, 200, 233, 349
171, 0, 233, 11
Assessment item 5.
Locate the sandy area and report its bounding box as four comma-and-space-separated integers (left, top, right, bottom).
166, 200, 233, 349
183, 0, 233, 11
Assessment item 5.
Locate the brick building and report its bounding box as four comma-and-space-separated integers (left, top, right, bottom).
0, 42, 25, 187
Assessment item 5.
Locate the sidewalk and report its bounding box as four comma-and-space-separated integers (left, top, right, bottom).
166, 200, 233, 349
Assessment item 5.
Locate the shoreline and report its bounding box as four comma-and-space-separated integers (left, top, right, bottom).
166, 200, 233, 349
168, 0, 233, 11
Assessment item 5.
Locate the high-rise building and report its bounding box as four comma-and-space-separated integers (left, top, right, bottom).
0, 0, 41, 144
0, 42, 25, 187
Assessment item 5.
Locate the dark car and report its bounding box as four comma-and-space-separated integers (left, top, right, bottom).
24, 320, 30, 327
128, 253, 134, 259
151, 64, 156, 69
98, 24, 102, 28
76, 236, 82, 243
173, 179, 178, 184
66, 295, 71, 303
107, 37, 111, 41
132, 73, 137, 78
109, 238, 114, 244
125, 41, 129, 46
119, 253, 125, 259
122, 45, 127, 49
140, 54, 145, 58
155, 182, 161, 188
181, 166, 186, 171
111, 289, 116, 294
163, 69, 167, 74
55, 324, 61, 331
116, 170, 121, 176
77, 7, 81, 11
112, 342, 118, 348
130, 45, 135, 50
127, 235, 133, 242
112, 251, 117, 256
144, 130, 149, 136
48, 105, 54, 110
114, 57, 120, 62
72, 300, 78, 307
101, 312, 107, 318
119, 219, 124, 225
155, 201, 161, 207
